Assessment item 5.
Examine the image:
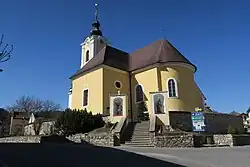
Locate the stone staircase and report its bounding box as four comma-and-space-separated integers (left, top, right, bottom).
123, 121, 153, 147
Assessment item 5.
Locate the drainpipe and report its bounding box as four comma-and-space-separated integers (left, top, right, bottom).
129, 73, 133, 122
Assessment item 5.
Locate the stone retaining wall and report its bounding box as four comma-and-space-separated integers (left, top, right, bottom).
214, 134, 233, 146
24, 121, 55, 136
150, 133, 194, 148
214, 134, 250, 146
0, 133, 116, 147
0, 136, 41, 143
67, 133, 115, 146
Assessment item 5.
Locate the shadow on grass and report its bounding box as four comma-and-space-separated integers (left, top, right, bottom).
0, 136, 186, 167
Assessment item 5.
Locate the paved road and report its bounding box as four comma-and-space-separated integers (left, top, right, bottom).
117, 146, 250, 167
0, 143, 250, 167
0, 143, 184, 167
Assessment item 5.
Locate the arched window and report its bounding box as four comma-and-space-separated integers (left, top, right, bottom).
85, 50, 90, 62
135, 85, 144, 103
168, 78, 178, 98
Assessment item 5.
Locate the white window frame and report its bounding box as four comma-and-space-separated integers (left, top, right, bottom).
135, 84, 144, 104
82, 88, 89, 108
167, 78, 178, 98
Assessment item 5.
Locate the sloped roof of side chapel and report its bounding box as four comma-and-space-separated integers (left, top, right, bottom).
129, 40, 197, 72
70, 40, 197, 79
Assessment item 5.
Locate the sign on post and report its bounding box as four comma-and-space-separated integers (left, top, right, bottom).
191, 112, 206, 132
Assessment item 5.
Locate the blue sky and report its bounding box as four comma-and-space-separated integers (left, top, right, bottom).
0, 0, 250, 113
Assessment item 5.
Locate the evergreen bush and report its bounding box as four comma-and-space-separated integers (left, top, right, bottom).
54, 109, 104, 136
227, 125, 237, 134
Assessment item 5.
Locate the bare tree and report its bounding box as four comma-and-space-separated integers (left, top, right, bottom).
41, 100, 61, 112
6, 96, 61, 113
0, 35, 13, 72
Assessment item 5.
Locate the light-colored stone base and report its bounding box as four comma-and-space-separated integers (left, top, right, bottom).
0, 136, 41, 143
152, 135, 194, 148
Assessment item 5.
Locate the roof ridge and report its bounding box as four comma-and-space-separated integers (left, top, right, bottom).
102, 44, 109, 62
149, 40, 164, 62
155, 40, 164, 62
166, 41, 184, 57
106, 45, 128, 54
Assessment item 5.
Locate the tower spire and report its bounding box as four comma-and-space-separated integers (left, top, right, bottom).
90, 3, 103, 36
95, 3, 99, 22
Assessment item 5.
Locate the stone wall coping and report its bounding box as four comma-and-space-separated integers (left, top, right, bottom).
214, 134, 250, 136
114, 117, 126, 133
149, 115, 156, 132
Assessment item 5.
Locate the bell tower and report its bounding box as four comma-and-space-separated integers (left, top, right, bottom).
80, 4, 108, 68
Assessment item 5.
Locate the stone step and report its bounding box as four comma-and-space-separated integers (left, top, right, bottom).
133, 128, 149, 130
132, 133, 150, 136
125, 140, 151, 144
132, 132, 149, 135
133, 132, 149, 134
130, 137, 151, 141
135, 124, 149, 127
125, 142, 151, 145
134, 128, 149, 130
135, 125, 149, 127
136, 124, 149, 126
129, 140, 151, 143
133, 134, 149, 136
123, 121, 151, 146
133, 130, 150, 132
131, 135, 150, 138
137, 121, 149, 123
128, 137, 151, 140
123, 143, 154, 147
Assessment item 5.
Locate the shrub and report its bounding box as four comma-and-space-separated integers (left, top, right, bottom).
227, 125, 237, 134
54, 109, 105, 136
136, 101, 149, 121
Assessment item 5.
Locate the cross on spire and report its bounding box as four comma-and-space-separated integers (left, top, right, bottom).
160, 28, 166, 40
90, 3, 102, 36
95, 3, 99, 22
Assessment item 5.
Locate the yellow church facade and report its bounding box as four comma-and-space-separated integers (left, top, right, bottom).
68, 6, 206, 125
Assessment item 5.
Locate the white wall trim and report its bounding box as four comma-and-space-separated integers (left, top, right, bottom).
68, 94, 72, 109
103, 65, 129, 74
167, 77, 179, 98
82, 88, 89, 109
134, 84, 145, 104
163, 62, 196, 72
131, 62, 196, 74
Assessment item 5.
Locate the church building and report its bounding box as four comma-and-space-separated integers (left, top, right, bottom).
68, 5, 206, 124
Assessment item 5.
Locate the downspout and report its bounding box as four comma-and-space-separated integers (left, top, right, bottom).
129, 73, 133, 122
